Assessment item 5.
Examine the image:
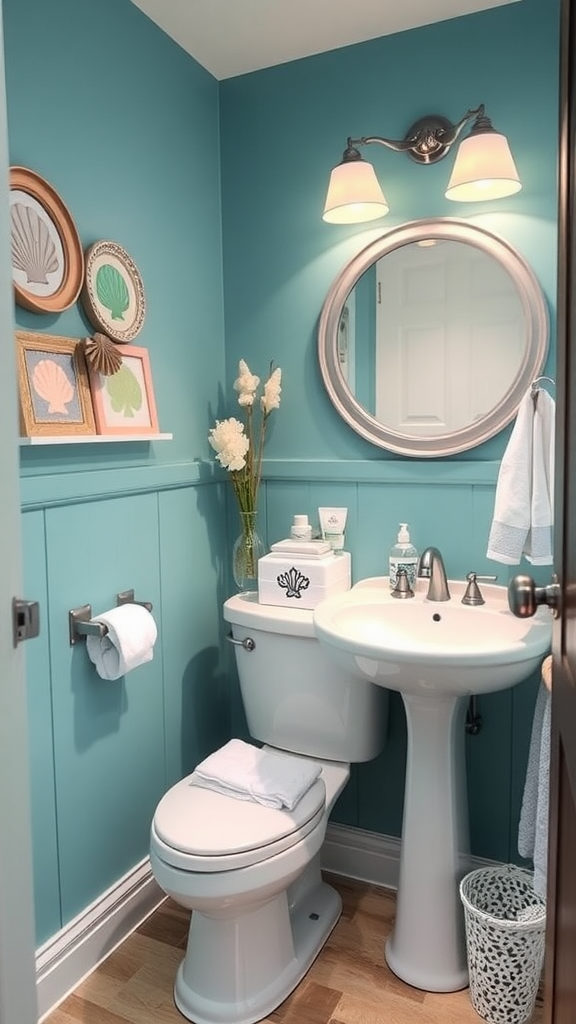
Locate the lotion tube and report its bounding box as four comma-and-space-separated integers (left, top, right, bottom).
318, 507, 348, 552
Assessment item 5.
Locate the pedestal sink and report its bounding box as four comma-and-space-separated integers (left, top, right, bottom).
313, 576, 552, 993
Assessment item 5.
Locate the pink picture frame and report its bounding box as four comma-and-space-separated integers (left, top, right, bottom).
88, 344, 159, 435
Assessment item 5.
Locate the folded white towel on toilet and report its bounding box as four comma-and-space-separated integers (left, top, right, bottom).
191, 739, 322, 810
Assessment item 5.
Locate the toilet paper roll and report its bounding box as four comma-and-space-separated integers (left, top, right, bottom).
86, 603, 157, 680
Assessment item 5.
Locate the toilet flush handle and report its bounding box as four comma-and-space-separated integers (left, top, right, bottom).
226, 632, 256, 652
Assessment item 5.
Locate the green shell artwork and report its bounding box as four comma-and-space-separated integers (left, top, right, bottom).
96, 263, 130, 320
105, 364, 142, 417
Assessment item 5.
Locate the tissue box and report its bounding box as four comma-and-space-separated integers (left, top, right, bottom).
258, 551, 351, 609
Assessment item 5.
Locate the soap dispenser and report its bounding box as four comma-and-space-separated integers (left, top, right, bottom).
389, 523, 418, 590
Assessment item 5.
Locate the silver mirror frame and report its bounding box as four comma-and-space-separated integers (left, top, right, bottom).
318, 218, 549, 457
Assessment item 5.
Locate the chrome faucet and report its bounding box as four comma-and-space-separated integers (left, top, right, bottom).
417, 547, 451, 601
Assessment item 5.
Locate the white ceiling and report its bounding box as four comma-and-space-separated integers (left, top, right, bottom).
129, 0, 520, 81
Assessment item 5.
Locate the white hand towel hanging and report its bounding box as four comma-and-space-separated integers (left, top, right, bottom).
486, 388, 555, 565
191, 738, 322, 810
86, 603, 157, 680
525, 388, 555, 564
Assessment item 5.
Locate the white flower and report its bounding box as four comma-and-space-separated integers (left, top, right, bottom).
209, 360, 282, 515
208, 417, 249, 471
261, 367, 282, 414
234, 359, 260, 407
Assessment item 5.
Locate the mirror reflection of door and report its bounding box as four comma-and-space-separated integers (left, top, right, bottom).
374, 240, 526, 434
320, 219, 549, 457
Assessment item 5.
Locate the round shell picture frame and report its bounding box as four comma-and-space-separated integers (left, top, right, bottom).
81, 240, 146, 344
9, 166, 85, 314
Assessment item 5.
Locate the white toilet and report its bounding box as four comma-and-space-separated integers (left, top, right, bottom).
150, 592, 388, 1024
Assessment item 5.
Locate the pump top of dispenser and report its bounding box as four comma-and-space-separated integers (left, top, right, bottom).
398, 523, 411, 544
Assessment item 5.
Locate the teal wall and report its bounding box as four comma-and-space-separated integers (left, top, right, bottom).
3, 0, 561, 949
219, 0, 558, 464
219, 0, 559, 852
4, 0, 232, 944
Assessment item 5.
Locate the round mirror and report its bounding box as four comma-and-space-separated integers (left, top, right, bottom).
318, 218, 549, 457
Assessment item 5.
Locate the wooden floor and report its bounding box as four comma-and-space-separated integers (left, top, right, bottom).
45, 874, 544, 1024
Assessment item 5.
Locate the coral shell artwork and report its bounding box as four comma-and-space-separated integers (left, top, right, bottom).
81, 240, 146, 344
31, 359, 74, 415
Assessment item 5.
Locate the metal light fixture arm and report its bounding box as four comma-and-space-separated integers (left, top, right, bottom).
348, 104, 485, 165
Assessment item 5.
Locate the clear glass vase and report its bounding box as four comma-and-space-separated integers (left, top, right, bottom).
232, 511, 265, 592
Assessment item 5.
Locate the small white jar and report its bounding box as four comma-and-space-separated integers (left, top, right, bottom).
290, 514, 313, 541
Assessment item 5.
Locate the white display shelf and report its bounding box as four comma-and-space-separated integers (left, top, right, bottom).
19, 433, 173, 445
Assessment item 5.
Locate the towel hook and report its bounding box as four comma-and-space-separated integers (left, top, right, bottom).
68, 590, 153, 645
530, 376, 555, 408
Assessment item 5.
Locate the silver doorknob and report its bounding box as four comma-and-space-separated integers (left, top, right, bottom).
508, 573, 561, 619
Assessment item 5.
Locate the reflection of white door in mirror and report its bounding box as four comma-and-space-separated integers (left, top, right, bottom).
374, 240, 525, 435
319, 219, 550, 457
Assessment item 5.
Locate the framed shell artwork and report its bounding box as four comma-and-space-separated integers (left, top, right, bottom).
88, 344, 159, 435
9, 166, 84, 314
16, 331, 96, 437
81, 240, 146, 344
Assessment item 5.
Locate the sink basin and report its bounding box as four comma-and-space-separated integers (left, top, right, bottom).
313, 575, 553, 994
313, 576, 552, 696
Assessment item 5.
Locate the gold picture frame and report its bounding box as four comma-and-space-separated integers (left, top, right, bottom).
16, 330, 95, 437
9, 167, 84, 314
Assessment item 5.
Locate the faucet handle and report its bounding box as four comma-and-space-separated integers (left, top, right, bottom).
462, 572, 498, 606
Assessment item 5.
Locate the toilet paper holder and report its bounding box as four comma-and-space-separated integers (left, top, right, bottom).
68, 590, 153, 646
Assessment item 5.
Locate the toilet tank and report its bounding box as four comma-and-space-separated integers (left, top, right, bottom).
223, 593, 388, 763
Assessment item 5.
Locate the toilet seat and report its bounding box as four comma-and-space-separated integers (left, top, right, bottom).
152, 771, 326, 873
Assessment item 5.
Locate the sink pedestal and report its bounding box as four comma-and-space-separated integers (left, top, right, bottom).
312, 576, 552, 991
385, 692, 471, 992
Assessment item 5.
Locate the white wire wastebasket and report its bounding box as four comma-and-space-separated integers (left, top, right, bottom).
459, 864, 546, 1024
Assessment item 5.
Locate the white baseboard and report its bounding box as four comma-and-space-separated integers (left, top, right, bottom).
36, 827, 497, 1021
322, 823, 402, 889
36, 858, 165, 1021
321, 822, 496, 890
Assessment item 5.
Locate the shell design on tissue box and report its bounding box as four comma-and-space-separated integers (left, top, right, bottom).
258, 548, 351, 609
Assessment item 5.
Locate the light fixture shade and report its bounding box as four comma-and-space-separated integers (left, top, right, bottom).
445, 131, 522, 202
322, 159, 389, 223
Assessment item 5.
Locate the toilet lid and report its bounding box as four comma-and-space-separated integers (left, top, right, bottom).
152, 771, 326, 871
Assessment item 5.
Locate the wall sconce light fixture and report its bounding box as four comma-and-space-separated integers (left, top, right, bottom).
322, 105, 522, 224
